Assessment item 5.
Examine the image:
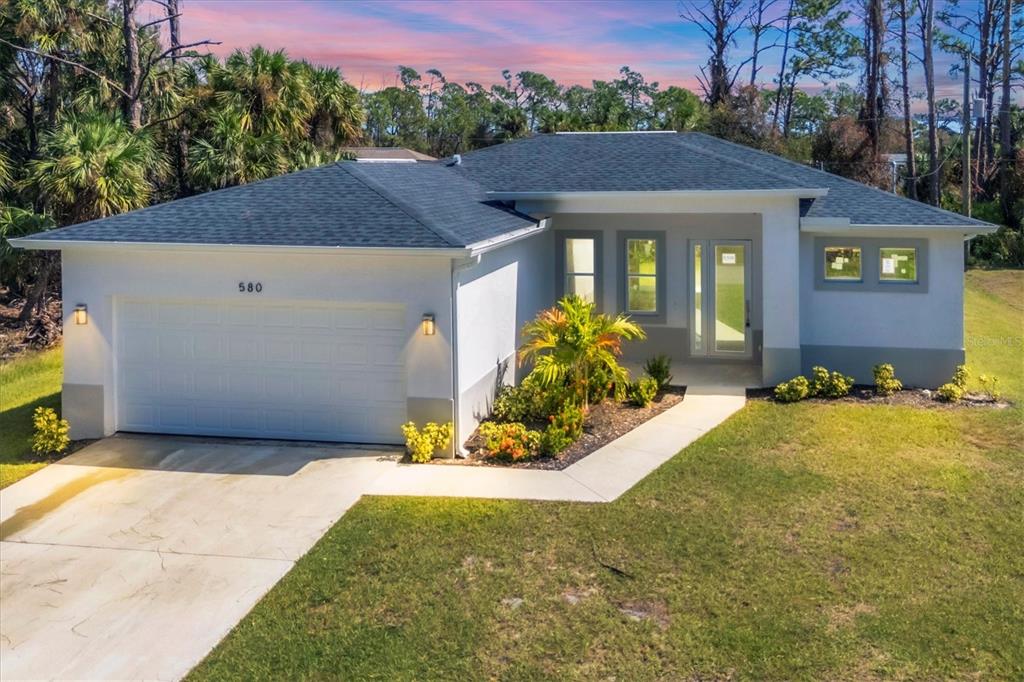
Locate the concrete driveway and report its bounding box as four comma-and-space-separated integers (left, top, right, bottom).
0, 434, 397, 681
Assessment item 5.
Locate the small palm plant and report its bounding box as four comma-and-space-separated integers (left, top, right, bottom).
519, 295, 646, 410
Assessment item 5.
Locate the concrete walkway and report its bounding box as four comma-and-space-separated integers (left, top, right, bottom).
1, 383, 745, 681
370, 385, 746, 502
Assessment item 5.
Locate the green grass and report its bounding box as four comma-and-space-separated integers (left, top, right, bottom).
190, 271, 1024, 681
0, 346, 63, 488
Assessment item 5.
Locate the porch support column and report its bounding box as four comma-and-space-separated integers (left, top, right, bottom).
760, 200, 802, 385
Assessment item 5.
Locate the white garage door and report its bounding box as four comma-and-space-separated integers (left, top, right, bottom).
116, 299, 407, 443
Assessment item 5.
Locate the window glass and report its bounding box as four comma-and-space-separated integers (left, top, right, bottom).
824, 246, 862, 281
879, 247, 917, 282
627, 238, 657, 312
564, 237, 595, 302
692, 242, 703, 352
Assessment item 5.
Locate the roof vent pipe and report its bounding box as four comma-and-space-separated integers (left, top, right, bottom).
452, 154, 462, 166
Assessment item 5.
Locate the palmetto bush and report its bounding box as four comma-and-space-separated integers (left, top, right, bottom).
518, 295, 646, 410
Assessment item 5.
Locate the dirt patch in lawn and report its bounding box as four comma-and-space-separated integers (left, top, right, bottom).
746, 385, 1012, 410
435, 387, 686, 471
0, 294, 62, 362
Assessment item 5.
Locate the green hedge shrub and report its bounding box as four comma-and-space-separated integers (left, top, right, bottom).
642, 354, 673, 390
774, 375, 810, 402
936, 383, 964, 402
492, 376, 569, 424
809, 366, 854, 398
31, 407, 69, 457
872, 363, 903, 396
627, 376, 659, 407
400, 421, 453, 463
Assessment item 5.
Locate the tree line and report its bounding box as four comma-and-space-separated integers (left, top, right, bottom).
1, 0, 1022, 325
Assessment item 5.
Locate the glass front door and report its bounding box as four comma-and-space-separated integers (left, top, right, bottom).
690, 239, 752, 357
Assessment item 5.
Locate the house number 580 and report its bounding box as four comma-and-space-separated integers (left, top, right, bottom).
238, 281, 263, 293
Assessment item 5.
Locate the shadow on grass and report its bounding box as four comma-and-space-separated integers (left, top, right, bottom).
0, 391, 61, 465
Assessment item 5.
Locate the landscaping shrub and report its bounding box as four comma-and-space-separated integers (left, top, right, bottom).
492, 376, 569, 424
774, 375, 810, 402
978, 374, 1001, 401
538, 401, 586, 456
519, 294, 645, 410
478, 422, 540, 461
587, 365, 616, 405
31, 406, 69, 457
627, 376, 659, 407
872, 363, 903, 396
936, 382, 964, 403
400, 421, 453, 463
809, 365, 854, 398
952, 364, 970, 390
643, 354, 673, 390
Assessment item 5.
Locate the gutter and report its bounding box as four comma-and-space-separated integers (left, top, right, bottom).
485, 188, 830, 201
449, 254, 482, 458
800, 218, 999, 235
466, 219, 549, 257
7, 237, 471, 258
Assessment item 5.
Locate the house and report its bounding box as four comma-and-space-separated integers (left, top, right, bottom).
12, 131, 995, 453
341, 146, 436, 162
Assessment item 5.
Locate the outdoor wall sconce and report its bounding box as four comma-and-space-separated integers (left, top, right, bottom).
74, 304, 88, 325
422, 313, 435, 336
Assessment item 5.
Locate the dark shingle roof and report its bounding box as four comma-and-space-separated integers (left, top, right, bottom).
454, 132, 991, 228
24, 131, 991, 249
675, 133, 993, 228
24, 162, 536, 249
454, 132, 817, 192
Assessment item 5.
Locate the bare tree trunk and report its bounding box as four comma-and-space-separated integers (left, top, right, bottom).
919, 0, 939, 205
861, 0, 885, 159
18, 255, 54, 323
166, 0, 190, 196
121, 0, 142, 130
899, 0, 917, 199
999, 0, 1017, 227
772, 1, 794, 130
974, 0, 992, 193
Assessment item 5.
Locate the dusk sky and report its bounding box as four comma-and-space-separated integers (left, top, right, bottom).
143, 0, 981, 103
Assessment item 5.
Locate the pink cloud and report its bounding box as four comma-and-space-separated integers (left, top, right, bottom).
145, 0, 702, 92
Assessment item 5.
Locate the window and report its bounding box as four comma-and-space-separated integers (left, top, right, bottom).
626, 238, 658, 312
564, 237, 596, 302
879, 247, 917, 283
824, 246, 862, 281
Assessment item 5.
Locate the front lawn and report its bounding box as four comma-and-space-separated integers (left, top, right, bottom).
190, 270, 1023, 680
0, 346, 62, 488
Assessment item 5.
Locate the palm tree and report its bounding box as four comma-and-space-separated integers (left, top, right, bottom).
302, 63, 364, 149
519, 295, 646, 409
213, 46, 313, 140
188, 107, 287, 190
23, 113, 165, 223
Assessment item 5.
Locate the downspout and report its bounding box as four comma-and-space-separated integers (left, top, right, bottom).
450, 254, 480, 458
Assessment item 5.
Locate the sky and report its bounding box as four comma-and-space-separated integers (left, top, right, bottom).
142, 0, 986, 104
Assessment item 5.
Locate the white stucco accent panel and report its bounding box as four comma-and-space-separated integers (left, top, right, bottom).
799, 230, 964, 349
454, 231, 554, 445
760, 199, 802, 351
60, 248, 454, 438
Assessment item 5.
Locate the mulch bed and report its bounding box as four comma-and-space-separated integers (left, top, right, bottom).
0, 294, 62, 362
433, 386, 687, 471
746, 385, 1012, 410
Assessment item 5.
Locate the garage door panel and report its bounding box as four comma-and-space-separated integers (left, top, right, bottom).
117, 299, 408, 443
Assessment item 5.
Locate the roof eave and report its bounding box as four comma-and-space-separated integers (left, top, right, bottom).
486, 188, 828, 201
801, 218, 999, 234
7, 237, 471, 257
466, 219, 550, 257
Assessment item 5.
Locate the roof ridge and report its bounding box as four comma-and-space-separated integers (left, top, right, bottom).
341, 163, 465, 247
684, 132, 992, 226
669, 134, 819, 190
